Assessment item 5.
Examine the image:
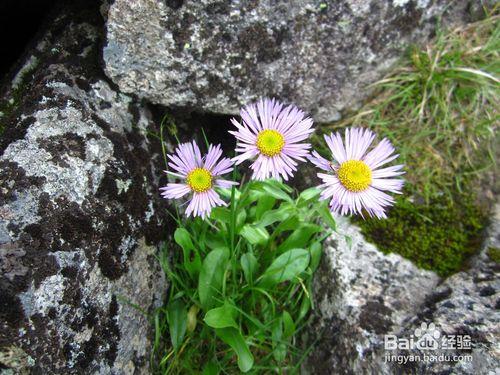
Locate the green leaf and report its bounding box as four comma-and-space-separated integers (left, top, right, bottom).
309, 241, 323, 272
239, 225, 269, 245
317, 203, 336, 231
236, 210, 247, 232
258, 204, 294, 227
298, 296, 311, 322
255, 195, 276, 220
240, 253, 258, 283
297, 187, 321, 207
273, 216, 300, 235
259, 248, 310, 287
211, 207, 231, 223
204, 303, 238, 329
261, 183, 293, 203
202, 361, 220, 375
237, 188, 261, 208
282, 311, 295, 338
263, 178, 293, 193
215, 328, 254, 373
271, 318, 286, 362
217, 187, 241, 200
205, 233, 226, 251
198, 248, 229, 309
277, 224, 322, 252
174, 228, 201, 277
166, 299, 187, 351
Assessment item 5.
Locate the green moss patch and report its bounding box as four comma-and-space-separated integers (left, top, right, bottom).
355, 196, 487, 277
487, 247, 500, 263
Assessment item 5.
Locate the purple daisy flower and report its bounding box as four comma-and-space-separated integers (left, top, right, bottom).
309, 128, 404, 219
160, 141, 236, 219
230, 98, 314, 180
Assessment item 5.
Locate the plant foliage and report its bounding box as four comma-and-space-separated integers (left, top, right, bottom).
153, 180, 334, 373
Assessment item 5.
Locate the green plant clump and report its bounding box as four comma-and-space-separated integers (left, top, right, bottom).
356, 195, 487, 277
153, 180, 335, 374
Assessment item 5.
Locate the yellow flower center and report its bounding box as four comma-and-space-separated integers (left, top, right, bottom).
256, 129, 285, 157
337, 160, 372, 192
186, 168, 212, 193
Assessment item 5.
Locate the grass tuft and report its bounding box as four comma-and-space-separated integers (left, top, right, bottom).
323, 8, 499, 202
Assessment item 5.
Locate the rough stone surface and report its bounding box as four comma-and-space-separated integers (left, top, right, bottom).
390, 203, 500, 374
103, 0, 484, 123
303, 215, 440, 374
305, 205, 500, 374
0, 4, 167, 374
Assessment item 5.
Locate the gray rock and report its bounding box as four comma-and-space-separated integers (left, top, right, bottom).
390, 203, 500, 374
305, 204, 500, 374
303, 215, 440, 374
0, 4, 167, 374
103, 0, 483, 123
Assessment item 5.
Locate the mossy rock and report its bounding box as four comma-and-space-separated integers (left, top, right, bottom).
355, 195, 487, 277
487, 247, 500, 263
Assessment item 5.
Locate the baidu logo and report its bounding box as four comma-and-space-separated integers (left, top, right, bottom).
385, 322, 441, 350
413, 322, 441, 350
383, 322, 473, 364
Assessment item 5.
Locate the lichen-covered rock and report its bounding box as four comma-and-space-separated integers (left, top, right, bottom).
305, 205, 500, 374
103, 0, 483, 123
0, 3, 167, 374
303, 215, 440, 374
